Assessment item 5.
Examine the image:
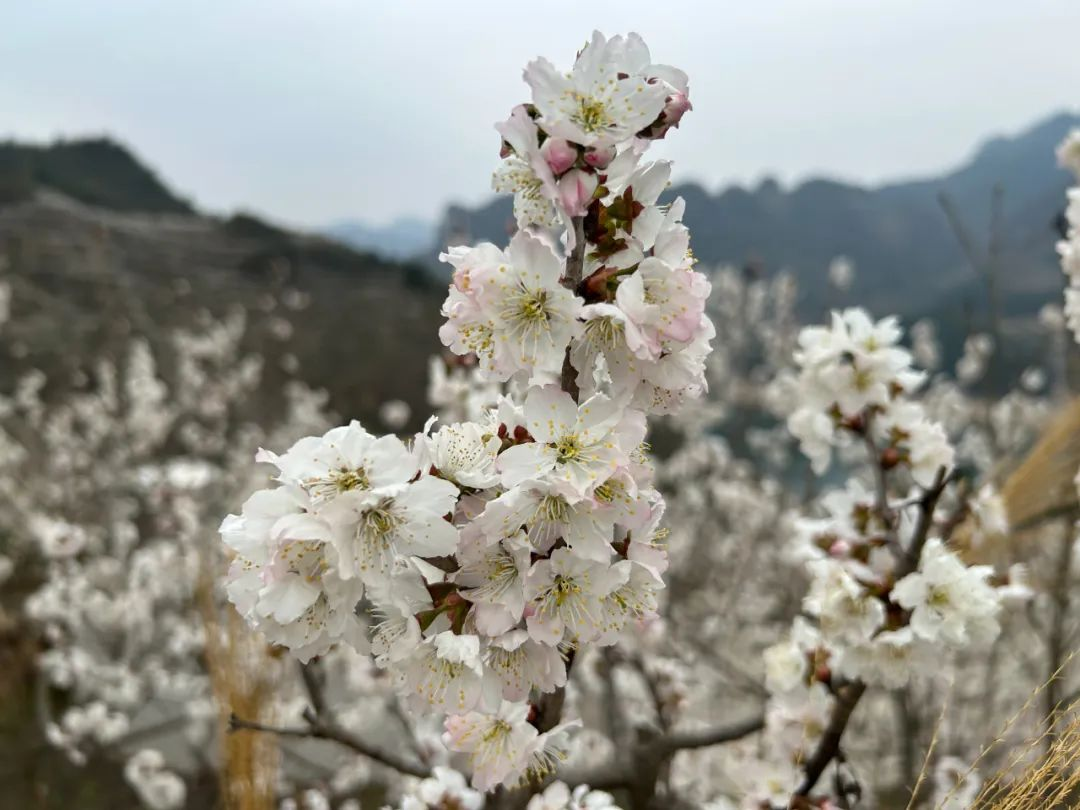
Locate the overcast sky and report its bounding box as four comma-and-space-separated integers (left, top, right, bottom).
3, 1, 1079, 229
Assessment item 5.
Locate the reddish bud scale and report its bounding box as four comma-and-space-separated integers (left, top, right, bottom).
840, 412, 865, 433
814, 663, 832, 685
582, 265, 622, 302
879, 447, 901, 470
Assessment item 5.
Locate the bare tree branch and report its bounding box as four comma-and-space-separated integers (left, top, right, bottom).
656, 714, 766, 753
794, 466, 953, 799
229, 713, 431, 779
300, 660, 327, 717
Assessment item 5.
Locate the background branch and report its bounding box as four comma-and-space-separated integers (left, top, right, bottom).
229, 712, 431, 779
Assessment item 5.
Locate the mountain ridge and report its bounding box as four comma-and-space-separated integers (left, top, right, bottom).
431, 110, 1080, 325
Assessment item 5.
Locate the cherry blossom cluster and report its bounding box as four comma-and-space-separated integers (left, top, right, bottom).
1057, 129, 1080, 341
785, 307, 953, 484
222, 31, 707, 795
444, 30, 711, 413
387, 768, 616, 810
741, 309, 1029, 807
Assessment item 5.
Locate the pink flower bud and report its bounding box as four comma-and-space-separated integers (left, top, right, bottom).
663, 91, 692, 128
557, 169, 598, 217
583, 144, 616, 170
541, 137, 577, 175
828, 538, 851, 558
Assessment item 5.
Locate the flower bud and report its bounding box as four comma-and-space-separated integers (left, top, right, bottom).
828, 538, 851, 558
583, 144, 616, 170
880, 447, 901, 470
557, 169, 599, 218
663, 91, 692, 129
541, 137, 578, 175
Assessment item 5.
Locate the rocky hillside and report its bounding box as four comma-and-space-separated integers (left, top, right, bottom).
433, 112, 1080, 339
0, 142, 445, 427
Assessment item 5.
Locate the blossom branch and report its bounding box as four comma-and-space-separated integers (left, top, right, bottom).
654, 713, 766, 753
228, 712, 431, 779
299, 660, 327, 717
794, 465, 952, 799
557, 713, 765, 795
559, 215, 588, 399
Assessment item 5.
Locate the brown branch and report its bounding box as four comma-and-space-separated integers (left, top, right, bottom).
794, 466, 952, 800
299, 660, 327, 717
559, 216, 587, 398
229, 713, 431, 779
628, 653, 673, 733
656, 714, 766, 753
533, 649, 577, 733
557, 713, 765, 796
794, 681, 868, 796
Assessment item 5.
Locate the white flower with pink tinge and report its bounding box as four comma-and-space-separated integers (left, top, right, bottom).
443, 701, 538, 791
497, 386, 633, 499
892, 538, 1001, 649
319, 473, 460, 585
615, 257, 710, 360
220, 485, 368, 662
260, 421, 416, 506
454, 531, 532, 636
425, 420, 502, 490
439, 232, 582, 386
524, 31, 669, 148
402, 631, 502, 715
484, 629, 567, 702
475, 479, 619, 561
493, 105, 561, 230
524, 547, 614, 646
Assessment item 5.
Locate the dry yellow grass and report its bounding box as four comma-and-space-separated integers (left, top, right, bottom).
999, 398, 1080, 532
199, 553, 282, 810
929, 654, 1080, 809
972, 701, 1080, 809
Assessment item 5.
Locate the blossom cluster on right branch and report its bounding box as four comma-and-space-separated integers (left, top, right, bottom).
735, 309, 1030, 807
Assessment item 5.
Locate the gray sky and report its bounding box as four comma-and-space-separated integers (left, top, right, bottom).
3, 0, 1079, 229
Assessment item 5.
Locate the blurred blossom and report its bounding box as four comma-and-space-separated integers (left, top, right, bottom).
1020, 366, 1046, 392
827, 255, 855, 292
379, 398, 412, 430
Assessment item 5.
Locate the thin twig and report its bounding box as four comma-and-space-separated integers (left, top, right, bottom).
229, 713, 430, 778
300, 660, 327, 717
656, 714, 766, 753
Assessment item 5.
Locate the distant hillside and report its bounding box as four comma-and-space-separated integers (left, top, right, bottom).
0, 138, 194, 214
326, 217, 435, 261
432, 112, 1080, 332
0, 140, 444, 429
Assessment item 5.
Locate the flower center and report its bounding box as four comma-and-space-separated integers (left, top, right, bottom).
584, 316, 623, 348
518, 289, 550, 323
553, 434, 583, 463
481, 719, 512, 744
573, 94, 611, 134
552, 575, 581, 607
333, 467, 369, 492
538, 494, 569, 523
360, 503, 400, 539
928, 586, 951, 609
304, 466, 369, 502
